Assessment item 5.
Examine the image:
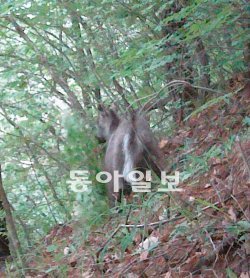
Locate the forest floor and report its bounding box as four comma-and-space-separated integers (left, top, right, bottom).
4, 78, 250, 278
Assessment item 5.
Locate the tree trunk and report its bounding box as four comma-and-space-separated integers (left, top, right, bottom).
0, 165, 21, 258
0, 199, 10, 258
196, 38, 210, 101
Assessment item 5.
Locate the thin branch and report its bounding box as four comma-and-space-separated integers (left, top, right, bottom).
96, 195, 233, 260
140, 80, 236, 113
236, 135, 250, 180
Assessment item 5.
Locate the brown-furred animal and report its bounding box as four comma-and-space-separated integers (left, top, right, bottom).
96, 104, 165, 207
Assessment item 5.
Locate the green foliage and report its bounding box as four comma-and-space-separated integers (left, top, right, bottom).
227, 220, 250, 236
120, 230, 136, 254
46, 244, 58, 253
243, 116, 250, 126
0, 0, 248, 263
181, 135, 235, 178
169, 221, 190, 239
226, 268, 238, 278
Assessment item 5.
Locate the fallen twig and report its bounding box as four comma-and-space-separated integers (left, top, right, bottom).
96, 196, 233, 261
192, 235, 237, 274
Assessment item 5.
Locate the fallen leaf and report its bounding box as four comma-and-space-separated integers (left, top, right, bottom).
159, 139, 169, 149
64, 246, 70, 255
228, 206, 237, 222
164, 272, 171, 278
240, 272, 250, 278
125, 273, 139, 278
138, 236, 159, 251
140, 250, 149, 261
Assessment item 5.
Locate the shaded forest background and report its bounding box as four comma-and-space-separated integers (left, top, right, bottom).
0, 0, 249, 275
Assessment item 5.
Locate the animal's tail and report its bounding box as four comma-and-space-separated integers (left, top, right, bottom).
122, 132, 134, 183
122, 113, 141, 183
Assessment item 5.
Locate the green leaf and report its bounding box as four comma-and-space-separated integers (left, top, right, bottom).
237, 221, 250, 231
226, 268, 237, 278
46, 244, 58, 252
120, 232, 134, 253
243, 116, 250, 126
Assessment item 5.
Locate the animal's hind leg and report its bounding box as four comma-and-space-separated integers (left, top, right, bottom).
117, 179, 132, 203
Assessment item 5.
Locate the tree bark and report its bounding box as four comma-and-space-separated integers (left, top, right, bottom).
0, 199, 10, 258
196, 38, 210, 100
0, 165, 21, 258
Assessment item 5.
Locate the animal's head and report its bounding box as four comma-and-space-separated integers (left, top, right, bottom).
96, 104, 120, 143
